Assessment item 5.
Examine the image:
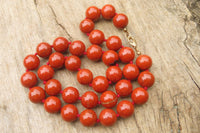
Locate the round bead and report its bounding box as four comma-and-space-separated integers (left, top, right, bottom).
81, 91, 98, 109
123, 64, 139, 80
117, 100, 134, 118
113, 13, 128, 28
61, 104, 78, 122
77, 69, 93, 85
119, 47, 135, 63
65, 55, 81, 71
62, 87, 79, 103
23, 55, 40, 70
131, 87, 149, 105
100, 91, 118, 108
136, 55, 152, 70
37, 65, 54, 81
49, 52, 65, 69
92, 76, 109, 93
80, 19, 95, 33
102, 50, 119, 66
69, 40, 85, 56
85, 6, 101, 21
106, 36, 122, 51
115, 79, 132, 97
21, 72, 37, 88
89, 30, 105, 45
29, 87, 45, 103
80, 109, 97, 126
36, 42, 52, 58
101, 4, 116, 20
138, 71, 155, 87
99, 109, 117, 126
106, 66, 122, 83
44, 96, 62, 113
53, 37, 69, 53
86, 45, 102, 61
45, 79, 62, 96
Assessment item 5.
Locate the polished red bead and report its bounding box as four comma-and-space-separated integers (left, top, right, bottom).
77, 69, 93, 85
115, 79, 132, 97
81, 91, 98, 109
92, 76, 109, 93
21, 72, 37, 88
113, 13, 128, 28
85, 6, 101, 21
69, 40, 85, 56
44, 96, 62, 113
61, 104, 78, 122
36, 42, 52, 58
89, 30, 105, 45
136, 55, 152, 70
101, 4, 116, 20
80, 19, 95, 33
106, 36, 122, 51
119, 47, 135, 63
62, 87, 79, 103
86, 45, 102, 61
106, 66, 122, 83
138, 71, 155, 87
99, 109, 117, 126
53, 37, 69, 53
65, 55, 81, 71
100, 91, 118, 108
29, 87, 45, 103
37, 65, 54, 81
24, 54, 40, 70
123, 64, 139, 80
49, 52, 65, 69
102, 50, 119, 66
45, 79, 62, 96
131, 87, 149, 105
117, 100, 134, 118
80, 109, 97, 126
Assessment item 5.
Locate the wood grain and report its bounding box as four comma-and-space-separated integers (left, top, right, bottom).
0, 0, 200, 133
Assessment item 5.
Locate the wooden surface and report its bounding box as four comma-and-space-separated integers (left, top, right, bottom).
0, 0, 200, 133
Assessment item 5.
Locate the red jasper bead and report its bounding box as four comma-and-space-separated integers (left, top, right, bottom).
85, 6, 101, 21
45, 79, 62, 96
89, 30, 105, 45
61, 104, 78, 122
62, 87, 79, 103
115, 79, 132, 97
69, 40, 85, 56
81, 91, 98, 109
53, 37, 69, 53
101, 4, 116, 20
113, 13, 128, 28
29, 87, 45, 103
123, 64, 139, 80
117, 100, 134, 118
136, 55, 152, 70
106, 36, 122, 51
77, 69, 93, 85
80, 109, 97, 126
80, 19, 95, 33
99, 109, 117, 126
138, 71, 155, 87
21, 72, 37, 88
119, 47, 135, 63
100, 91, 118, 108
131, 87, 149, 105
36, 42, 52, 58
65, 55, 81, 71
92, 76, 109, 93
37, 65, 54, 81
24, 55, 40, 70
44, 96, 62, 113
106, 66, 122, 83
86, 45, 102, 61
49, 52, 65, 69
102, 50, 119, 66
